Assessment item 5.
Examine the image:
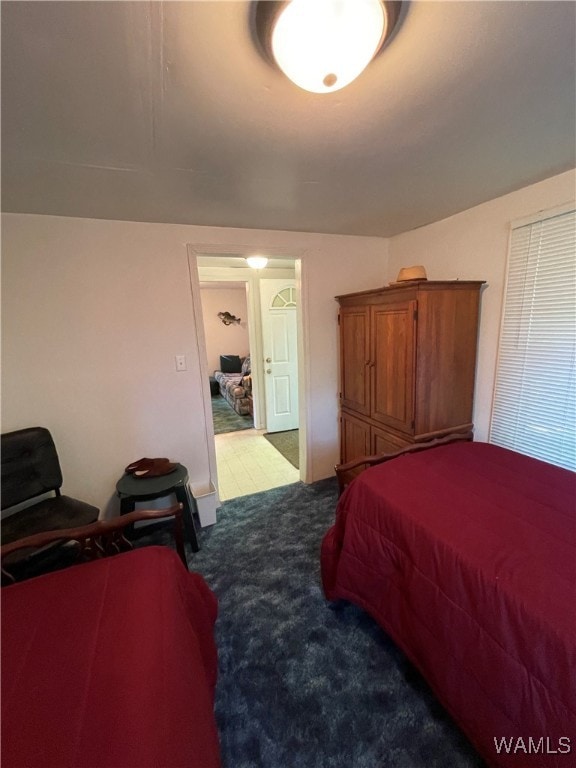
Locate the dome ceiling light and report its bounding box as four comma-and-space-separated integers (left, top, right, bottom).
246, 256, 269, 269
254, 0, 403, 94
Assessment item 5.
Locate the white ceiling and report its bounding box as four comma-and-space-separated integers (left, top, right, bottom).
2, 1, 575, 238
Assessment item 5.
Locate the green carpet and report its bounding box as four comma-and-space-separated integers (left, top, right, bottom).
212, 394, 253, 435
264, 429, 299, 468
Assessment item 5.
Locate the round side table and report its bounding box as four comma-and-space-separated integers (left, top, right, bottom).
116, 463, 199, 552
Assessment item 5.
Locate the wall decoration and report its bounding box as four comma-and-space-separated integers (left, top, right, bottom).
218, 311, 241, 326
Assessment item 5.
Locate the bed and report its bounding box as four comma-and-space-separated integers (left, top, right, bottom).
321, 439, 575, 768
1, 510, 221, 768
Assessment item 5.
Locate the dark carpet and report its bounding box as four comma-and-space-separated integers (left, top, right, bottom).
263, 429, 299, 468
137, 479, 485, 768
212, 394, 253, 434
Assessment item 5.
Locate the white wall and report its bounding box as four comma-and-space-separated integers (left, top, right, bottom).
200, 286, 249, 374
1, 214, 388, 517
388, 169, 576, 441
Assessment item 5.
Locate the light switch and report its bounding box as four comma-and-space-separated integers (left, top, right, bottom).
175, 355, 187, 371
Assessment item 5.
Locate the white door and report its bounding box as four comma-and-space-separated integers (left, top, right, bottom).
260, 280, 299, 433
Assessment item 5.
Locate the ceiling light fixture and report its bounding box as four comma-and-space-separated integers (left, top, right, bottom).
254, 0, 402, 94
246, 256, 269, 269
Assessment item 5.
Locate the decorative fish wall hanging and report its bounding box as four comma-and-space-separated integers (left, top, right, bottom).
218, 311, 241, 325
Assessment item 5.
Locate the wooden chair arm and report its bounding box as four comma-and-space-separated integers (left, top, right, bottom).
1, 504, 187, 585
335, 431, 473, 495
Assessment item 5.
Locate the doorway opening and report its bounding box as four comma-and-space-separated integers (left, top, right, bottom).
188, 248, 306, 503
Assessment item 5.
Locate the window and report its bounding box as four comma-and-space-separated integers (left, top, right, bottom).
271, 287, 297, 308
490, 207, 576, 470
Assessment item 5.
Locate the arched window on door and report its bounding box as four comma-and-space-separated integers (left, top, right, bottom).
271, 286, 297, 309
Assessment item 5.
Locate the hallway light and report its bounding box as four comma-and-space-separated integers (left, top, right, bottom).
246, 256, 269, 269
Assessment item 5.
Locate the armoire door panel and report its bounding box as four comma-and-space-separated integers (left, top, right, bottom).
340, 410, 371, 464
339, 307, 370, 416
372, 425, 412, 455
371, 301, 416, 434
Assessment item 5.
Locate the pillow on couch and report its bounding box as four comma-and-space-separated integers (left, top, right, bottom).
241, 356, 251, 375
220, 355, 242, 373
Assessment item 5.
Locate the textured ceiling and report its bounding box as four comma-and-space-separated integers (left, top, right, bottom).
2, 0, 575, 237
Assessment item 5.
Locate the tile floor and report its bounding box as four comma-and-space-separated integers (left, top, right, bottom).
214, 428, 300, 501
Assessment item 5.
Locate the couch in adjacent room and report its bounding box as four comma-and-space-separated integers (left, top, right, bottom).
213, 355, 252, 416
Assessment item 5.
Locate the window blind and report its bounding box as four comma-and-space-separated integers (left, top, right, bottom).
490, 208, 576, 471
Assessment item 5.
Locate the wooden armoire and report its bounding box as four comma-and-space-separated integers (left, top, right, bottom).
336, 280, 485, 464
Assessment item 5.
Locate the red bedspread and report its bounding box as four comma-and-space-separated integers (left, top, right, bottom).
1, 546, 221, 768
321, 442, 576, 768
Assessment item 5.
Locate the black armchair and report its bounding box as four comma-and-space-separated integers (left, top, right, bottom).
1, 426, 99, 578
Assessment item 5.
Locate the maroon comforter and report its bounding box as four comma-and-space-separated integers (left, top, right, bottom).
2, 546, 221, 768
321, 442, 575, 767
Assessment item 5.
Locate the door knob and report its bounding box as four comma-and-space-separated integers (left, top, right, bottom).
266, 357, 272, 363
266, 369, 272, 374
